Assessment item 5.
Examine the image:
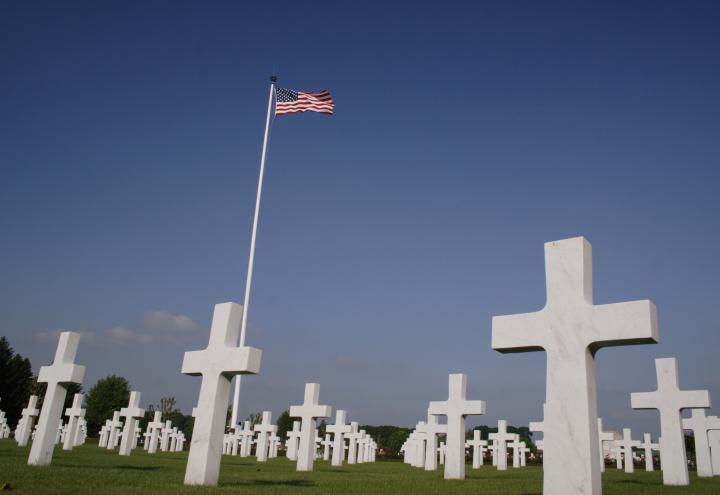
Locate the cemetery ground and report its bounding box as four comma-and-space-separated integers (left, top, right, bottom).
2, 441, 720, 494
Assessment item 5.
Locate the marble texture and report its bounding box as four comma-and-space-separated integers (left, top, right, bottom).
119, 391, 145, 456
429, 373, 485, 479
326, 410, 351, 466
181, 302, 262, 486
28, 332, 85, 466
289, 383, 331, 472
709, 430, 720, 476
631, 357, 710, 486
492, 237, 657, 494
682, 409, 720, 477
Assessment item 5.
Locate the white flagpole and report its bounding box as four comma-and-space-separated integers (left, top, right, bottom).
230, 76, 276, 429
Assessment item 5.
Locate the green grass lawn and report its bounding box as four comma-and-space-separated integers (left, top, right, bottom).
1, 439, 719, 494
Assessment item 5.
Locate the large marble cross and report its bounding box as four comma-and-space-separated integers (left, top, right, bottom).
62, 393, 84, 451
466, 429, 488, 469
492, 237, 657, 494
429, 373, 485, 479
631, 357, 710, 485
617, 428, 640, 473
119, 391, 145, 456
181, 302, 262, 485
489, 420, 514, 471
253, 410, 276, 462
424, 413, 447, 471
326, 410, 351, 466
639, 433, 658, 472
682, 408, 720, 478
16, 395, 39, 447
289, 383, 331, 472
28, 332, 85, 466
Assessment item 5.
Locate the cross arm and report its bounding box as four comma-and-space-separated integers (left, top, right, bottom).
492, 312, 545, 353
181, 346, 262, 377
630, 391, 659, 410
588, 300, 658, 353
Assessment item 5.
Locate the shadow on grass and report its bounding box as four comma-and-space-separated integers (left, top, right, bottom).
222, 479, 315, 488
59, 464, 161, 472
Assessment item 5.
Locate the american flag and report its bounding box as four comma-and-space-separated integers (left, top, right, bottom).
275, 87, 335, 116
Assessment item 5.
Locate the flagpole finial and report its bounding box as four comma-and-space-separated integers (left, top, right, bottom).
270, 75, 277, 84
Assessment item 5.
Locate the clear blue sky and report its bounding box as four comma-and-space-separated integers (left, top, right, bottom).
1, 1, 719, 436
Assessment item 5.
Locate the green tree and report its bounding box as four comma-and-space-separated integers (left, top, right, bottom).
85, 375, 130, 435
276, 410, 293, 440
385, 429, 410, 455
0, 336, 34, 426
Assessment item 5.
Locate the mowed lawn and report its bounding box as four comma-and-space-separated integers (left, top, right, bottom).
1, 440, 719, 494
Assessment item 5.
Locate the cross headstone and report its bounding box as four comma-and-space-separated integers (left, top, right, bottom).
289, 383, 332, 472
63, 393, 84, 451
413, 421, 428, 468
510, 434, 522, 468
617, 428, 640, 473
682, 408, 720, 477
489, 420, 514, 471
345, 421, 361, 464
253, 411, 276, 462
181, 302, 262, 485
160, 420, 173, 451
708, 430, 720, 476
519, 442, 529, 467
428, 373, 485, 479
322, 433, 332, 461
438, 441, 445, 464
466, 429, 488, 469
119, 391, 145, 456
639, 433, 659, 472
326, 410, 351, 466
597, 418, 615, 473
239, 420, 254, 457
631, 357, 710, 485
146, 412, 164, 454
28, 332, 86, 466
16, 395, 39, 447
424, 413, 447, 471
106, 411, 123, 450
492, 237, 657, 494
286, 420, 301, 460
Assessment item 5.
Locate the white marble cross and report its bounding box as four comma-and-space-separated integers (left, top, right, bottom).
597, 418, 615, 473
239, 420, 254, 457
160, 420, 173, 451
286, 420, 301, 461
492, 237, 657, 495
424, 413, 447, 471
617, 428, 640, 473
345, 421, 361, 464
510, 434, 522, 468
28, 332, 86, 466
413, 421, 428, 469
289, 383, 332, 472
682, 408, 720, 478
489, 420, 514, 471
253, 411, 276, 462
322, 433, 332, 461
708, 430, 720, 476
631, 357, 710, 485
466, 429, 488, 469
62, 393, 84, 451
429, 373, 485, 479
639, 433, 659, 472
181, 302, 262, 485
119, 391, 145, 456
326, 410, 351, 466
147, 411, 164, 454
107, 411, 123, 450
16, 395, 39, 447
